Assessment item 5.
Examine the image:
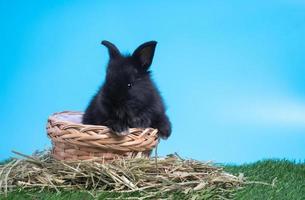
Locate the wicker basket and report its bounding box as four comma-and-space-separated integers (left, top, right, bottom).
47, 111, 159, 162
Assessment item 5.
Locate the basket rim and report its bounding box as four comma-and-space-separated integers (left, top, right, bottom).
47, 111, 159, 142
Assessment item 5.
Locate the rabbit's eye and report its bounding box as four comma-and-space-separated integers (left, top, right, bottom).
127, 83, 133, 88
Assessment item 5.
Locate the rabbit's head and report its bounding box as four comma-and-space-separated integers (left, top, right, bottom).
101, 40, 157, 102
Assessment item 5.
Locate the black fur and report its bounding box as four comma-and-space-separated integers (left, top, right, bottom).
82, 40, 171, 139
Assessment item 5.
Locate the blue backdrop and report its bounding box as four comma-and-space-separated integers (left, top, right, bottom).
1, 0, 305, 163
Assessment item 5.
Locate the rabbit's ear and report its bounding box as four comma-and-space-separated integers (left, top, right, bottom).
132, 41, 157, 70
101, 40, 121, 59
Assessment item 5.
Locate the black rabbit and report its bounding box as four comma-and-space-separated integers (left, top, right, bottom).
82, 40, 171, 139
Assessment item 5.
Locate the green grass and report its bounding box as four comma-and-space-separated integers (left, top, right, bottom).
226, 159, 305, 200
1, 159, 304, 199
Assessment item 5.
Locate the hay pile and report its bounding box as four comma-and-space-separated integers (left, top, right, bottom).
0, 150, 244, 199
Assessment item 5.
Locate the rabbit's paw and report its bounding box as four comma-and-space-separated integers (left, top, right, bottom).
158, 123, 171, 139
110, 123, 130, 136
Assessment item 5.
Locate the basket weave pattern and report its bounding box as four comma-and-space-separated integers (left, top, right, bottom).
47, 111, 159, 161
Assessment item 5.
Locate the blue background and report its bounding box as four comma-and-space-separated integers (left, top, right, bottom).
1, 0, 305, 163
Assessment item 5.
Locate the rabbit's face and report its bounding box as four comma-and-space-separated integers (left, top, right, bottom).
105, 58, 140, 98
102, 41, 157, 101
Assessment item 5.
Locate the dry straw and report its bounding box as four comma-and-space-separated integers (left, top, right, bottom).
0, 150, 245, 199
